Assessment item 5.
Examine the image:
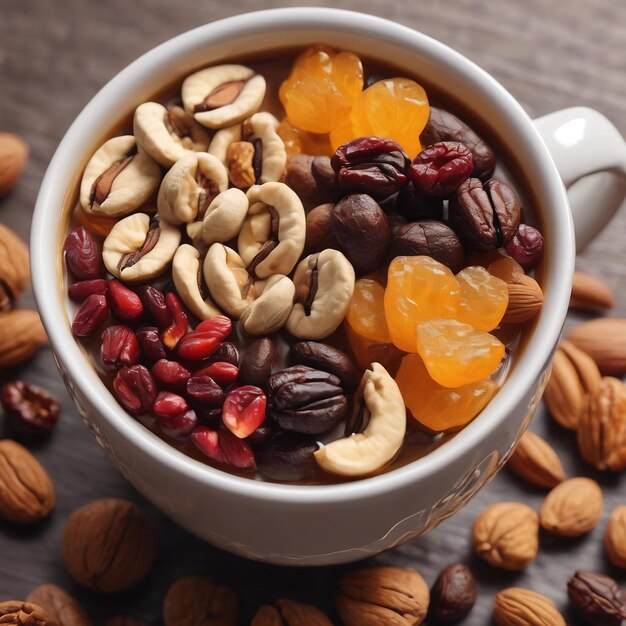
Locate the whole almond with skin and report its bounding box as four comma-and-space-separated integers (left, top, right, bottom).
493, 588, 566, 626
0, 223, 30, 311
543, 340, 601, 430
605, 506, 626, 568
472, 502, 539, 570
568, 318, 626, 375
570, 271, 615, 311
163, 575, 237, 626
0, 439, 55, 523
540, 477, 603, 537
251, 599, 333, 626
62, 498, 157, 593
501, 274, 543, 325
336, 566, 429, 626
0, 309, 48, 369
26, 584, 92, 626
577, 376, 626, 470
0, 601, 58, 626
507, 431, 565, 488
0, 132, 29, 196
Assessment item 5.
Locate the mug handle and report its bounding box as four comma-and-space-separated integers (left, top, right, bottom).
533, 107, 626, 251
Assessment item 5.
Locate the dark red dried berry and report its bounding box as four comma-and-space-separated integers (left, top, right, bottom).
205, 342, 239, 367
68, 279, 109, 302
195, 316, 233, 342
160, 292, 188, 349
194, 362, 239, 387
151, 359, 191, 390
113, 365, 157, 416
137, 285, 172, 330
186, 375, 225, 408
505, 224, 544, 270
409, 141, 473, 197
222, 386, 266, 439
136, 326, 167, 363
177, 332, 221, 361
152, 391, 189, 419
101, 325, 140, 371
1, 381, 60, 437
191, 426, 255, 469
107, 279, 143, 323
63, 226, 104, 279
72, 294, 109, 337
157, 408, 198, 440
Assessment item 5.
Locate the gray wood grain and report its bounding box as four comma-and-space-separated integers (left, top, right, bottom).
1, 0, 625, 624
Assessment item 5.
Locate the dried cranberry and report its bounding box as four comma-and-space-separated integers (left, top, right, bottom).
505, 224, 544, 270
205, 342, 239, 367
331, 136, 410, 200
107, 279, 143, 323
68, 279, 109, 302
194, 362, 239, 387
177, 332, 221, 361
113, 365, 157, 416
1, 381, 60, 437
101, 325, 140, 371
152, 359, 191, 390
186, 375, 225, 408
191, 426, 256, 469
152, 391, 189, 419
160, 292, 188, 349
72, 294, 109, 337
195, 316, 233, 341
136, 326, 167, 363
137, 286, 172, 330
222, 386, 266, 439
409, 141, 473, 197
63, 226, 103, 280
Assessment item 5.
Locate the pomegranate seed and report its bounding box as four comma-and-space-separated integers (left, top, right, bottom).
222, 386, 266, 439
151, 359, 191, 390
136, 327, 167, 363
108, 279, 143, 323
101, 325, 140, 371
161, 292, 188, 349
191, 426, 255, 469
207, 342, 239, 366
152, 391, 189, 419
113, 365, 157, 416
138, 285, 172, 329
72, 294, 109, 337
63, 226, 103, 279
68, 279, 109, 302
1, 381, 60, 438
194, 362, 239, 387
156, 408, 198, 440
186, 376, 225, 408
177, 332, 220, 361
196, 316, 233, 341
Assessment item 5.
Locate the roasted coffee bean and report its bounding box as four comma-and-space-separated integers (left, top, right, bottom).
332, 136, 409, 200
136, 326, 167, 363
395, 181, 444, 222
331, 194, 390, 276
429, 564, 477, 623
409, 141, 473, 197
1, 381, 60, 438
448, 177, 521, 250
291, 341, 360, 391
64, 226, 104, 280
390, 220, 465, 273
283, 155, 339, 209
239, 337, 275, 387
505, 223, 544, 270
256, 432, 319, 481
567, 571, 626, 626
246, 424, 274, 446
421, 106, 496, 180
113, 365, 157, 416
267, 366, 347, 434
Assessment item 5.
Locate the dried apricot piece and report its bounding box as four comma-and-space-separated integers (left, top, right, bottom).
344, 322, 404, 376
486, 255, 525, 284
396, 353, 498, 431
415, 318, 504, 387
346, 277, 392, 343
456, 266, 509, 331
277, 118, 333, 157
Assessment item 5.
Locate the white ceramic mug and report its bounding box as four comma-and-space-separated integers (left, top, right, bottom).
31, 8, 626, 566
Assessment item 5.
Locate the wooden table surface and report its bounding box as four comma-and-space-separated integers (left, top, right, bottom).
1, 1, 625, 624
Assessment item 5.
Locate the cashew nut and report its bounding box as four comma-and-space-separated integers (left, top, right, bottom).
172, 244, 221, 320
203, 243, 256, 318
208, 124, 242, 166
80, 135, 161, 218
238, 182, 305, 279
286, 249, 355, 340
195, 188, 249, 246
157, 152, 228, 225
241, 112, 286, 184
102, 213, 180, 283
133, 102, 211, 167
240, 275, 295, 336
182, 65, 266, 129
314, 363, 406, 477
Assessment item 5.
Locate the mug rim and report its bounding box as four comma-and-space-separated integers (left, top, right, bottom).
31, 7, 574, 504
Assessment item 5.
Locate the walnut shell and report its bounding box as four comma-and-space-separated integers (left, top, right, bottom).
61, 498, 157, 593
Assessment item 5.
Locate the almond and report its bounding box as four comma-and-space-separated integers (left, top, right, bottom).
493, 588, 566, 626
539, 477, 603, 537
472, 502, 539, 570
0, 601, 58, 626
570, 271, 615, 311
0, 439, 55, 523
543, 340, 601, 429
0, 222, 30, 311
501, 274, 543, 325
27, 584, 92, 626
507, 431, 565, 488
568, 318, 626, 375
252, 600, 333, 626
0, 132, 29, 196
605, 506, 626, 568
577, 376, 626, 471
0, 309, 48, 369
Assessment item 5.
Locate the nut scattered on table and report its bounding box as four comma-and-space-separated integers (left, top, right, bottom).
428, 563, 476, 623
570, 271, 615, 311
567, 570, 626, 626
506, 431, 565, 488
0, 132, 29, 197
500, 273, 544, 325
493, 588, 566, 626
0, 309, 48, 369
0, 601, 58, 626
0, 222, 30, 311
567, 318, 626, 376
26, 584, 92, 626
251, 598, 333, 626
604, 505, 626, 568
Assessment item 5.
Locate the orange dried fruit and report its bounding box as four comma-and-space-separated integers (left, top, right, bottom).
277, 119, 333, 157
346, 277, 392, 343
344, 322, 404, 376
456, 266, 509, 331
